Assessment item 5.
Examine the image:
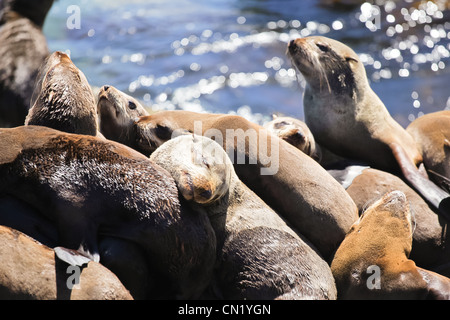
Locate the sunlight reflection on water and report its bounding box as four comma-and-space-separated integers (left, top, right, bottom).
43, 0, 450, 127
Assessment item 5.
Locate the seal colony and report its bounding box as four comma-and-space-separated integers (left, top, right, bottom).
1, 2, 450, 299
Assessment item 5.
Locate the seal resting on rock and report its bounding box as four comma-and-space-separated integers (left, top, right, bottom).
150, 134, 337, 299
98, 105, 359, 260
264, 114, 321, 161
328, 164, 450, 276
25, 51, 100, 137
331, 190, 450, 299
0, 225, 133, 300
407, 110, 450, 192
0, 0, 54, 127
288, 36, 450, 220
0, 125, 216, 299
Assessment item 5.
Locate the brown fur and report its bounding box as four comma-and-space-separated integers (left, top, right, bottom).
106, 109, 359, 260
97, 85, 149, 145
331, 190, 450, 299
407, 110, 450, 191
151, 134, 337, 299
340, 167, 450, 276
0, 125, 216, 299
0, 225, 132, 300
25, 51, 98, 136
288, 36, 450, 217
0, 0, 53, 127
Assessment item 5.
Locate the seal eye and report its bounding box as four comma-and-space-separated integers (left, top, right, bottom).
128, 101, 137, 110
345, 57, 358, 64
316, 43, 329, 53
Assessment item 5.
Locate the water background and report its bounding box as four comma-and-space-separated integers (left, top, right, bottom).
43, 0, 450, 127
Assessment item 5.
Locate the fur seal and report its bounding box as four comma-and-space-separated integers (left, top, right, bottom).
330, 190, 450, 299
264, 114, 321, 161
0, 195, 152, 299
288, 36, 450, 219
97, 85, 149, 145
406, 110, 450, 192
328, 164, 450, 276
0, 0, 53, 127
150, 134, 337, 299
99, 106, 359, 260
0, 125, 216, 299
0, 225, 133, 300
25, 51, 99, 137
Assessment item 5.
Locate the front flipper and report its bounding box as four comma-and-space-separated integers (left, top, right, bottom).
54, 246, 93, 267
390, 142, 450, 221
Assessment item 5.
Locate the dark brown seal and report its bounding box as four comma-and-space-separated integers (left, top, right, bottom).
331, 190, 450, 300
97, 85, 149, 145
151, 134, 337, 299
0, 125, 216, 299
99, 108, 359, 260
288, 36, 450, 220
25, 51, 99, 136
0, 225, 133, 300
0, 0, 54, 127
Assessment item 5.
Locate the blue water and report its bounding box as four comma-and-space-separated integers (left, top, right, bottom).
43, 0, 450, 127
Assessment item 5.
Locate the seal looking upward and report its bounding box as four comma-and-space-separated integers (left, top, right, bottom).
0, 125, 216, 299
25, 51, 99, 136
97, 85, 149, 145
0, 0, 54, 127
288, 36, 450, 218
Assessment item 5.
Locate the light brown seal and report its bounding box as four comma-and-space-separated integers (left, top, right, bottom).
25, 51, 99, 137
264, 114, 321, 161
0, 125, 216, 299
331, 190, 450, 299
0, 225, 133, 300
97, 85, 149, 145
328, 164, 450, 276
406, 110, 450, 192
0, 0, 53, 127
150, 134, 337, 299
99, 106, 359, 260
288, 36, 450, 218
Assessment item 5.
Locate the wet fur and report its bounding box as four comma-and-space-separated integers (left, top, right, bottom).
0, 125, 216, 299
0, 0, 53, 127
119, 110, 358, 260
151, 135, 337, 299
25, 52, 98, 136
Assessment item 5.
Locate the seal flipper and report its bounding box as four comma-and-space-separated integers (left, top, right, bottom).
390, 142, 450, 221
54, 246, 93, 267
56, 209, 100, 265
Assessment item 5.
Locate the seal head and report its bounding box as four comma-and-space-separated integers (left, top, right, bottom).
97, 85, 149, 146
25, 51, 98, 136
